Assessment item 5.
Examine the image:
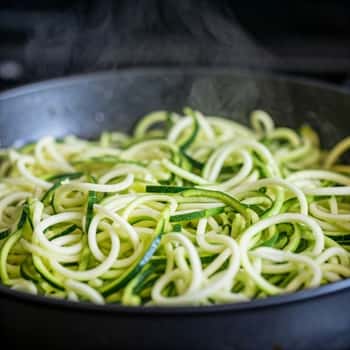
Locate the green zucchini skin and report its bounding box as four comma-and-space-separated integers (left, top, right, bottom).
181, 189, 249, 219
146, 185, 195, 193
98, 208, 170, 297
42, 172, 84, 203
170, 206, 226, 222
0, 204, 29, 285
85, 191, 97, 232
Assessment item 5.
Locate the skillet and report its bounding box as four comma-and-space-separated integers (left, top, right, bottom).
1, 68, 350, 350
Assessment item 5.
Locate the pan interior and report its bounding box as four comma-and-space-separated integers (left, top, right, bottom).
0, 69, 349, 148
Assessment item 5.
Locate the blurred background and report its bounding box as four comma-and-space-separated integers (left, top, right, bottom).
1, 0, 350, 91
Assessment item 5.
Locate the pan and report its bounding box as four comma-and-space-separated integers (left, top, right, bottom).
1, 68, 350, 350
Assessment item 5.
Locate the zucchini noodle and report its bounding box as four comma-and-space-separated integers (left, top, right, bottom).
0, 107, 350, 306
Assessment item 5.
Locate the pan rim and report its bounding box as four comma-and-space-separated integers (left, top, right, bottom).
1, 66, 350, 314
1, 66, 350, 100
1, 278, 350, 315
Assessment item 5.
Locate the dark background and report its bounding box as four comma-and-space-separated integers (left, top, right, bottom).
1, 0, 350, 91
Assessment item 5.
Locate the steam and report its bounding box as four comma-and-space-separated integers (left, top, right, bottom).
24, 0, 279, 80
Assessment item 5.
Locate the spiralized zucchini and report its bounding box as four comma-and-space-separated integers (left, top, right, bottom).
0, 107, 350, 306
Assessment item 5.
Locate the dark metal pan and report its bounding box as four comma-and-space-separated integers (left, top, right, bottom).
1, 68, 350, 350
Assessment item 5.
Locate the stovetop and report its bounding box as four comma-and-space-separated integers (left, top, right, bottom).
1, 0, 350, 91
